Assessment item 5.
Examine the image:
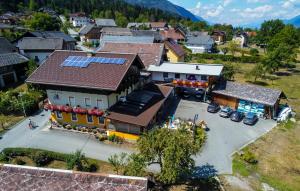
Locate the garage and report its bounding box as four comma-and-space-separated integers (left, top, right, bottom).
212, 81, 286, 119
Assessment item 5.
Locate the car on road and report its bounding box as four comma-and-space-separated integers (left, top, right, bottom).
243, 112, 258, 125
207, 103, 220, 113
230, 111, 244, 122
219, 106, 234, 118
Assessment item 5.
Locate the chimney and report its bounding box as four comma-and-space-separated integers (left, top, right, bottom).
196, 65, 200, 70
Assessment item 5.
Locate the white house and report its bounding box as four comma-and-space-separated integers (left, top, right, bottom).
69, 12, 90, 27
185, 35, 215, 54
233, 33, 248, 48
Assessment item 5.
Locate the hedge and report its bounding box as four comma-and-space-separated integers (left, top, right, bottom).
192, 53, 260, 63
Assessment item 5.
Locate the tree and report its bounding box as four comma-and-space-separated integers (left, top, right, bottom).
222, 63, 236, 80
115, 12, 128, 27
66, 150, 87, 171
26, 59, 38, 77
227, 41, 239, 56
245, 63, 265, 82
256, 19, 285, 45
124, 153, 146, 177
0, 115, 9, 130
137, 128, 201, 184
24, 13, 61, 31
29, 0, 37, 11
108, 152, 128, 175
221, 47, 228, 55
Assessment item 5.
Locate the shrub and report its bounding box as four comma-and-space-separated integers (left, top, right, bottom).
0, 153, 8, 162
192, 53, 260, 63
14, 158, 26, 165
241, 151, 258, 164
98, 134, 107, 141
72, 125, 77, 130
32, 151, 53, 166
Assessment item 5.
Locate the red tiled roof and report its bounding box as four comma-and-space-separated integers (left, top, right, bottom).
160, 29, 185, 41
100, 43, 164, 68
26, 50, 144, 91
107, 84, 173, 127
0, 164, 148, 191
165, 41, 185, 57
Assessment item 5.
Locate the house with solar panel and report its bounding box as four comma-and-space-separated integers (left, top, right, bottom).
26, 50, 173, 140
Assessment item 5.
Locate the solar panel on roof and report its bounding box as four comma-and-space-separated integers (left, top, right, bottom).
61, 56, 127, 68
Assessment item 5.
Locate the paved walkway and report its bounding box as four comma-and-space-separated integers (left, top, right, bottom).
0, 110, 133, 162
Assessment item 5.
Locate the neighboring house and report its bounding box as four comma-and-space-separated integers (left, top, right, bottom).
187, 31, 209, 37
150, 22, 168, 31
79, 25, 102, 44
185, 35, 215, 54
95, 18, 117, 27
211, 30, 226, 45
99, 35, 155, 48
127, 22, 150, 30
0, 37, 28, 88
100, 42, 165, 68
69, 12, 90, 27
0, 15, 14, 25
212, 81, 286, 119
159, 28, 185, 42
0, 164, 148, 191
17, 37, 65, 64
132, 30, 163, 42
233, 32, 248, 48
26, 50, 146, 136
147, 63, 223, 91
101, 27, 132, 37
164, 40, 185, 62
107, 83, 173, 136
16, 31, 76, 50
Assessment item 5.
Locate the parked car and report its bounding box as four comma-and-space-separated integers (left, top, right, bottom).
230, 111, 244, 122
277, 107, 292, 122
219, 106, 234, 118
183, 89, 191, 98
195, 89, 205, 100
207, 103, 220, 113
243, 112, 258, 125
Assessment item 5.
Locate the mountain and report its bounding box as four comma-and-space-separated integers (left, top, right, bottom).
284, 15, 300, 27
124, 0, 203, 22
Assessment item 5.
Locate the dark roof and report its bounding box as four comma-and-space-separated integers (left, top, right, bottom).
0, 164, 148, 191
186, 35, 214, 46
0, 52, 29, 67
78, 24, 95, 35
0, 37, 16, 53
17, 37, 64, 50
100, 42, 164, 68
27, 31, 76, 42
86, 27, 103, 39
100, 35, 155, 46
26, 50, 144, 91
95, 19, 117, 27
159, 29, 185, 41
107, 84, 173, 127
69, 12, 86, 17
132, 30, 162, 41
165, 40, 185, 57
212, 81, 285, 106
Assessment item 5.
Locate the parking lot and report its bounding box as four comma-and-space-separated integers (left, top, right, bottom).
174, 99, 276, 175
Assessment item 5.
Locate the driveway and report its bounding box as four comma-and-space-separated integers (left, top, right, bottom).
0, 110, 133, 162
174, 99, 276, 175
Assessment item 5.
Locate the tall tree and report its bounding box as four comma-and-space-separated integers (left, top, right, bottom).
24, 13, 61, 31
29, 0, 37, 11
256, 19, 285, 45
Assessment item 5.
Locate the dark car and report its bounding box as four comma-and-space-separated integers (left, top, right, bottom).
207, 103, 220, 113
219, 106, 234, 118
230, 111, 244, 122
243, 112, 259, 125
183, 89, 191, 98
195, 89, 205, 100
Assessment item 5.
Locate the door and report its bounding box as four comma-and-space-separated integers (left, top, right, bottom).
2, 73, 16, 86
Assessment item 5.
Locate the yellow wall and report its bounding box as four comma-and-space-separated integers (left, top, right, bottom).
52, 111, 105, 127
107, 130, 139, 141
167, 49, 184, 63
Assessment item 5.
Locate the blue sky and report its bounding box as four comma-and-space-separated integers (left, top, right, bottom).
169, 0, 300, 26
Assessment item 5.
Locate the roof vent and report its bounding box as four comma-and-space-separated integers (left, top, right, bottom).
196, 65, 200, 70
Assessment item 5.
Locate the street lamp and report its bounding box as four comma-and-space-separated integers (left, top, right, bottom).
18, 93, 26, 117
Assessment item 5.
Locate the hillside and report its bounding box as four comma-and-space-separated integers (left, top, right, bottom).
124, 0, 203, 21
285, 15, 300, 28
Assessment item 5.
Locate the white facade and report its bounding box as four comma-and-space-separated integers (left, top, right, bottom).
151, 71, 208, 82
186, 46, 207, 54
70, 17, 90, 27
46, 85, 138, 110
19, 50, 52, 65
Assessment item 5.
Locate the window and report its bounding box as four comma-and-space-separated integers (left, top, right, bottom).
175, 73, 180, 79
69, 96, 75, 106
98, 116, 105, 124
163, 72, 168, 78
84, 97, 91, 107
55, 111, 63, 119
96, 99, 103, 109
201, 75, 208, 81
87, 114, 93, 123
116, 95, 118, 102
71, 113, 77, 121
